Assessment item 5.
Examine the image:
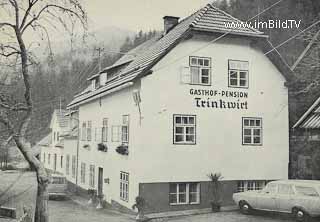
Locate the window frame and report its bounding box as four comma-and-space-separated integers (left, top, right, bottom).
122, 115, 129, 144
189, 56, 212, 86
228, 59, 249, 89
120, 171, 129, 202
169, 182, 200, 205
173, 114, 196, 145
237, 180, 266, 192
242, 117, 263, 146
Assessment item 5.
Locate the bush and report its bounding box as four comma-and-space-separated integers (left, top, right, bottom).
116, 145, 129, 155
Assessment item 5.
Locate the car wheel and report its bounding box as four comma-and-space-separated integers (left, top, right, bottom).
293, 208, 309, 222
239, 201, 251, 215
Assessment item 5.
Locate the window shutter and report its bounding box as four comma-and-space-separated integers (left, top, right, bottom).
96, 127, 102, 143
180, 66, 191, 84
100, 73, 107, 85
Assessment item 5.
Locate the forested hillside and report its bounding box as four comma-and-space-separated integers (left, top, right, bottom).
214, 0, 320, 126
26, 30, 158, 144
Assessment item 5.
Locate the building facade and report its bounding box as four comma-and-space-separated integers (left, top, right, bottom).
62, 4, 291, 213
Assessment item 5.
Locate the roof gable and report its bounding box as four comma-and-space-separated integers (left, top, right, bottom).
68, 3, 292, 108
293, 97, 320, 129
50, 109, 69, 129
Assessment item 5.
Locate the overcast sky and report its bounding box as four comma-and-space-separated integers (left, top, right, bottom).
84, 0, 212, 32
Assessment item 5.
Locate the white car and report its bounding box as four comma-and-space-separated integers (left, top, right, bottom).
48, 174, 68, 200
233, 180, 320, 221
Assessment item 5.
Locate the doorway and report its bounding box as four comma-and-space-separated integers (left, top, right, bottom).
98, 167, 103, 196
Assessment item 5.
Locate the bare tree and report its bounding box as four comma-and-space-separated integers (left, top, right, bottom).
0, 1, 86, 221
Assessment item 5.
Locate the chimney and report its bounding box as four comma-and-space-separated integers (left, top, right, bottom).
163, 16, 179, 34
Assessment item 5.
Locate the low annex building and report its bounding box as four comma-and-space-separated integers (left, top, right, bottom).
40, 3, 291, 213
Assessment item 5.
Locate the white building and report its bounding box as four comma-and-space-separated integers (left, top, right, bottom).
40, 109, 76, 176
64, 4, 291, 213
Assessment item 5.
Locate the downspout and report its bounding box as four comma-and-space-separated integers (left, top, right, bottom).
75, 118, 80, 192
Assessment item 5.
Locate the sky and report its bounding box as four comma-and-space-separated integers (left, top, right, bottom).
84, 0, 212, 32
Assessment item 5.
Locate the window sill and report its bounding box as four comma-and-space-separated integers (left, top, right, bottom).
174, 142, 196, 145
170, 202, 200, 206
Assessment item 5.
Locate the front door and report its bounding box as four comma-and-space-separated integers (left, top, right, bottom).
98, 167, 103, 196
257, 183, 278, 211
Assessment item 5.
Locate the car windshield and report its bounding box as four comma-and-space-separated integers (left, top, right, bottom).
295, 186, 319, 197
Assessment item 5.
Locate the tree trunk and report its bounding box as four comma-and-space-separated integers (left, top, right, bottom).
35, 178, 49, 222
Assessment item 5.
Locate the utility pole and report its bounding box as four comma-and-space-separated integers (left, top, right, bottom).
94, 46, 105, 72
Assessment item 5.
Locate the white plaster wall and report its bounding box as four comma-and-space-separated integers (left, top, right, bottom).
134, 34, 289, 183
77, 86, 141, 209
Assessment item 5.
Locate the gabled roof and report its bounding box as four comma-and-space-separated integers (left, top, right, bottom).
293, 97, 320, 129
51, 109, 69, 128
67, 3, 291, 109
37, 134, 52, 147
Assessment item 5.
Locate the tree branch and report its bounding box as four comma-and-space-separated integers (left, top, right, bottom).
21, 3, 86, 35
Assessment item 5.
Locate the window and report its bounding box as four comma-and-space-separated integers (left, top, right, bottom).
263, 183, 277, 194
60, 155, 63, 168
278, 184, 294, 195
112, 125, 121, 142
92, 77, 100, 90
169, 183, 200, 205
228, 60, 249, 88
53, 132, 56, 141
80, 162, 86, 184
48, 154, 51, 164
122, 115, 129, 143
43, 153, 46, 163
242, 118, 262, 145
72, 156, 76, 178
120, 172, 129, 201
87, 121, 92, 141
237, 181, 266, 192
66, 155, 70, 175
295, 186, 319, 197
89, 164, 95, 188
173, 115, 196, 144
189, 56, 211, 85
57, 132, 59, 141
81, 122, 87, 141
102, 118, 108, 142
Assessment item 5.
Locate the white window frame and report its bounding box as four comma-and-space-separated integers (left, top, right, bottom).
228, 60, 249, 88
237, 181, 266, 192
242, 117, 262, 146
120, 172, 129, 202
169, 183, 200, 205
122, 115, 129, 143
173, 115, 196, 145
188, 56, 211, 85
